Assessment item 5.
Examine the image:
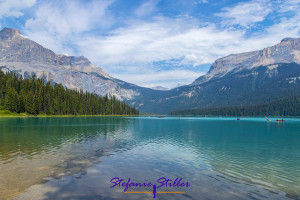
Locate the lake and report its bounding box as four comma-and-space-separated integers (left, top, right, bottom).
0, 117, 300, 200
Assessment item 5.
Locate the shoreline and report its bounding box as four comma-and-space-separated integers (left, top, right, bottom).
0, 113, 139, 118
1, 114, 299, 118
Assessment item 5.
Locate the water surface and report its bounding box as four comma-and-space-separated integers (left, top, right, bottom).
0, 117, 300, 200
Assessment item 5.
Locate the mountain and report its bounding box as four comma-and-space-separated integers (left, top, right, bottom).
134, 38, 300, 113
2, 27, 300, 114
192, 37, 300, 85
151, 86, 170, 91
0, 28, 159, 103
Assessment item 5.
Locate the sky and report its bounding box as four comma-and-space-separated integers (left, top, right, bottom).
0, 0, 300, 89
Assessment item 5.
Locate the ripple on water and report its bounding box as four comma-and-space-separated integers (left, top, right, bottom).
0, 117, 299, 200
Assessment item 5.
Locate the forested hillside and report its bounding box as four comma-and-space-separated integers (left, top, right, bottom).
170, 96, 300, 116
134, 63, 300, 114
0, 69, 139, 115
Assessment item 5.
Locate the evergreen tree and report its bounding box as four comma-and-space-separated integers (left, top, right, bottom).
25, 91, 34, 114
0, 69, 139, 116
33, 92, 40, 115
18, 94, 25, 113
4, 87, 19, 112
170, 96, 300, 117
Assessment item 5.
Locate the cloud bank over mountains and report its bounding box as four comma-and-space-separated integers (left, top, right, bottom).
1, 0, 300, 88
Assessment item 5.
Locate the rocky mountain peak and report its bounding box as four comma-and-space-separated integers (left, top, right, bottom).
281, 37, 297, 42
151, 86, 170, 91
0, 28, 22, 40
192, 37, 300, 85
0, 27, 144, 101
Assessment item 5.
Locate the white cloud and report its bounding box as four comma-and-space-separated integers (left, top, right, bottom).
111, 69, 204, 88
17, 0, 300, 88
73, 11, 300, 87
264, 14, 300, 40
195, 0, 208, 4
76, 17, 246, 67
215, 0, 272, 28
134, 0, 161, 17
24, 0, 114, 54
0, 0, 36, 19
278, 0, 300, 12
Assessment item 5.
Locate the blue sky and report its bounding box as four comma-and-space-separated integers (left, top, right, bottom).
1, 0, 300, 88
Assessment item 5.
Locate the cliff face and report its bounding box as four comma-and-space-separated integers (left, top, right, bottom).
192, 38, 300, 85
0, 28, 146, 101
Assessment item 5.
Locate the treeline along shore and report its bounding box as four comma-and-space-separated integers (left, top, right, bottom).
0, 69, 139, 116
170, 96, 300, 116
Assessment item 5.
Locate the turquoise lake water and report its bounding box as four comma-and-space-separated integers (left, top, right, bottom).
0, 117, 300, 200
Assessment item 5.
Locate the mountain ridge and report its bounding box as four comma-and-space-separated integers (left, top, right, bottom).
135, 62, 300, 113
0, 28, 158, 102
133, 38, 300, 113
192, 37, 300, 85
1, 27, 300, 114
